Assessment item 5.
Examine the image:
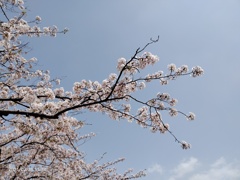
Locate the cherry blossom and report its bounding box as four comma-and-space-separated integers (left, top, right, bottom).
0, 1, 204, 179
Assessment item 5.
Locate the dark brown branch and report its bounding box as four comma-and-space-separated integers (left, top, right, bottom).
137, 36, 159, 54
0, 95, 71, 102
0, 133, 26, 148
0, 5, 10, 21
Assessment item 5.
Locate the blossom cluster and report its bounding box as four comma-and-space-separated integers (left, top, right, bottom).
117, 52, 159, 74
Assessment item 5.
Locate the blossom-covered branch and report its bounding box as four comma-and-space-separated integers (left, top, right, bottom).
0, 0, 203, 179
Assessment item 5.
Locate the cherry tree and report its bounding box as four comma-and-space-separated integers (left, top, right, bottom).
0, 1, 204, 179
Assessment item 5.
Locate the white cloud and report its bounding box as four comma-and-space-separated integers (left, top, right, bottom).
210, 157, 226, 168
169, 157, 199, 180
147, 157, 240, 180
148, 163, 163, 175
189, 157, 240, 180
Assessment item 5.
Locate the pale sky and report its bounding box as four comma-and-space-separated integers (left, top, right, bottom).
24, 0, 240, 179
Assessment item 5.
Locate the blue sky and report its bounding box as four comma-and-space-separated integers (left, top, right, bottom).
23, 0, 240, 179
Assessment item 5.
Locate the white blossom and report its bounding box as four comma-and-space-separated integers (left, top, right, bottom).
35, 16, 41, 21
117, 57, 126, 71
138, 81, 146, 90
168, 63, 177, 72
181, 141, 191, 149
181, 65, 188, 73
192, 66, 204, 77
187, 112, 196, 120
169, 108, 178, 117
169, 98, 178, 106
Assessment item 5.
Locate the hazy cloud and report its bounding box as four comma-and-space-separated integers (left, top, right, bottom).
148, 157, 240, 180
189, 157, 240, 180
148, 163, 164, 175
169, 157, 199, 180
